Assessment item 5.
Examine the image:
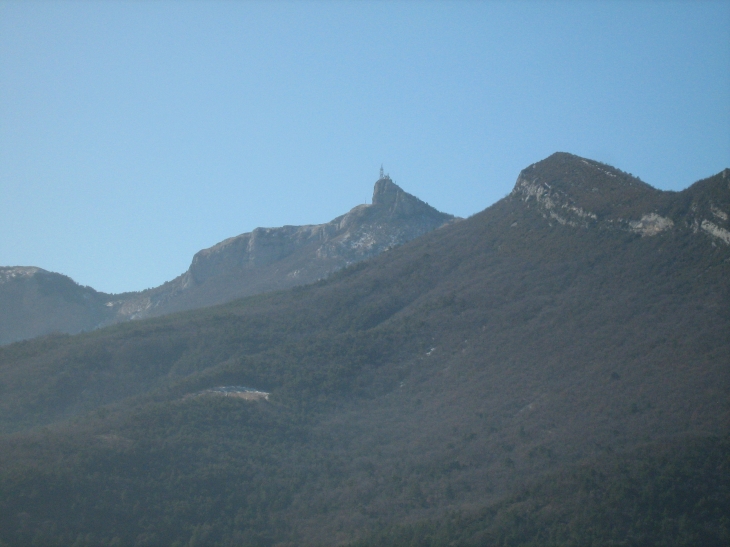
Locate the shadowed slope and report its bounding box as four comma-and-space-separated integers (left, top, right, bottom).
0, 154, 727, 546
0, 268, 114, 345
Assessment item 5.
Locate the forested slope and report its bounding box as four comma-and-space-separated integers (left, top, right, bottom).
0, 153, 728, 546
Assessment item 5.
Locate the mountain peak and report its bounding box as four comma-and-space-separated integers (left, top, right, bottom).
511, 153, 730, 245
126, 173, 454, 320
370, 175, 447, 222
517, 152, 655, 195
371, 175, 397, 204
512, 152, 662, 225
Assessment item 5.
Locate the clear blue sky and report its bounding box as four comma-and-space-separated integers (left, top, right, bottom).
1, 1, 729, 294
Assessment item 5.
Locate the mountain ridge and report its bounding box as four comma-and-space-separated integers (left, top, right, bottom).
513, 152, 730, 242
3, 155, 727, 347
0, 152, 727, 545
102, 174, 456, 321
0, 176, 455, 344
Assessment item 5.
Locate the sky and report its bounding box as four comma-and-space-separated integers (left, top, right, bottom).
1, 1, 729, 294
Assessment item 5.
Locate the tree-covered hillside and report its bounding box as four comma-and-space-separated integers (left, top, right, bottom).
0, 154, 728, 546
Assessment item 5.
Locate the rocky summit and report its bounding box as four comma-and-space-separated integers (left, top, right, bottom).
118, 173, 456, 320
513, 152, 730, 243
0, 175, 455, 344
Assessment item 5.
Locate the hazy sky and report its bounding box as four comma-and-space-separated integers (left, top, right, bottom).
2, 1, 729, 294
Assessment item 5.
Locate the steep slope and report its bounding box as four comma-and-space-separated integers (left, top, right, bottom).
115, 174, 455, 319
0, 153, 727, 546
0, 175, 454, 344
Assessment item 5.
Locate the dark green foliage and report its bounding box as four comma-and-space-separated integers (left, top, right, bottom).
0, 155, 728, 545
0, 398, 312, 546
352, 435, 730, 547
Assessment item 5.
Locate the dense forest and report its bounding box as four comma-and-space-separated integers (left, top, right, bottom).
0, 154, 728, 546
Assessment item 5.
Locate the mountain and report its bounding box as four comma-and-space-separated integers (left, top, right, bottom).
115, 174, 456, 320
0, 175, 455, 345
0, 267, 116, 345
513, 153, 730, 240
0, 153, 727, 546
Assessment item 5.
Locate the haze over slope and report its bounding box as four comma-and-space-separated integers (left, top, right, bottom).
0, 153, 727, 546
0, 176, 454, 345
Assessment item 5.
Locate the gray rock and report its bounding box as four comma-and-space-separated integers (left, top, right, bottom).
0, 176, 455, 343
120, 175, 456, 319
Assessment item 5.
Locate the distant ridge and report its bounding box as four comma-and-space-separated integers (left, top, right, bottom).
0, 175, 455, 344
3, 154, 728, 346
145, 173, 456, 316
0, 266, 112, 345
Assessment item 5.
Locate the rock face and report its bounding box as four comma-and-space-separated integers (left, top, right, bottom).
0, 176, 455, 343
108, 175, 456, 320
512, 152, 730, 244
189, 177, 451, 291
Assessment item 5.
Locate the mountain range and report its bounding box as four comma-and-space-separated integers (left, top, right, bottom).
0, 175, 454, 345
0, 153, 727, 546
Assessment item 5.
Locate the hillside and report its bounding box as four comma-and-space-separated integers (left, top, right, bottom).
0, 175, 454, 345
0, 153, 727, 546
0, 267, 116, 345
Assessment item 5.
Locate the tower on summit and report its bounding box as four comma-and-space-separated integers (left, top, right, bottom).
379, 165, 390, 181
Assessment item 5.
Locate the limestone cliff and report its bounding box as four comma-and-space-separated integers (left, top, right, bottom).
0, 175, 456, 343
111, 176, 456, 319
511, 152, 730, 244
